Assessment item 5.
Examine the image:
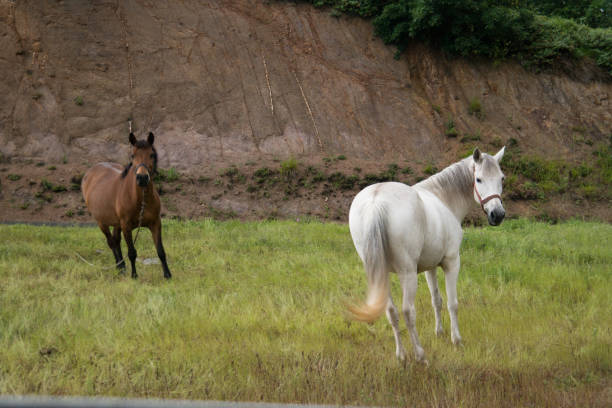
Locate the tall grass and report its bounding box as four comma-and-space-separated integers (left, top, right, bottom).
0, 219, 610, 407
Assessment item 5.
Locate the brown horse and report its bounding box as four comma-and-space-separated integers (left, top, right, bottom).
81, 132, 171, 279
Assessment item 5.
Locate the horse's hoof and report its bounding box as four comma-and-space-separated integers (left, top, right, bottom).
164, 273, 172, 279
435, 327, 444, 337
131, 273, 138, 279
451, 336, 463, 347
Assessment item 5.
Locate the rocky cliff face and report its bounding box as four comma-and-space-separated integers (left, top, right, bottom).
1, 0, 610, 169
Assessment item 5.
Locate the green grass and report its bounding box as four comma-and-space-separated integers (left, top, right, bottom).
0, 219, 610, 406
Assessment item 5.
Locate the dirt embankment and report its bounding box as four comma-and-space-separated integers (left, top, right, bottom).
0, 0, 610, 223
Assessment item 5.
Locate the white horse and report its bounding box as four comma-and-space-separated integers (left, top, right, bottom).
348, 147, 506, 364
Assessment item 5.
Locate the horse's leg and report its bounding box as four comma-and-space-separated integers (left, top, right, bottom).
149, 219, 171, 279
122, 227, 138, 279
112, 226, 126, 273
99, 224, 122, 268
398, 269, 427, 364
425, 269, 444, 336
385, 296, 407, 361
442, 255, 462, 345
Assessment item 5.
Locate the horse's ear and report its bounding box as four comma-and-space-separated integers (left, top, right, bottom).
129, 132, 137, 146
472, 147, 482, 163
147, 132, 154, 146
493, 146, 505, 163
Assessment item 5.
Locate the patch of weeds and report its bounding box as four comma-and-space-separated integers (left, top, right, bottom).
445, 116, 458, 137
20, 202, 30, 210
535, 212, 559, 224
48, 166, 56, 171
468, 97, 483, 118
387, 163, 399, 177
40, 179, 53, 191
490, 137, 504, 148
221, 167, 238, 178
401, 166, 412, 175
221, 166, 246, 184
323, 156, 339, 166
423, 164, 438, 175
507, 138, 519, 148
593, 143, 612, 184
580, 185, 599, 199
461, 131, 481, 143
62, 156, 68, 164
569, 164, 593, 181
65, 210, 74, 218
76, 209, 86, 216
254, 167, 275, 185
36, 162, 45, 167
52, 184, 67, 193
35, 192, 52, 203
509, 181, 543, 200
280, 158, 298, 178
432, 104, 442, 114
155, 168, 180, 182
328, 172, 359, 190
71, 174, 83, 185
74, 96, 84, 106
246, 185, 258, 193
7, 174, 21, 181
311, 171, 326, 183
198, 176, 211, 184
336, 154, 347, 160
353, 167, 361, 173
213, 179, 223, 187
70, 183, 80, 191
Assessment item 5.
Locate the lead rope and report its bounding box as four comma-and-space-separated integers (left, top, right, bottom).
132, 188, 146, 246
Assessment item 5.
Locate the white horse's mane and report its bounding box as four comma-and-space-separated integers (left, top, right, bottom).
415, 158, 473, 210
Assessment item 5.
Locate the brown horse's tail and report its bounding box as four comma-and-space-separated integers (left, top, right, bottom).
347, 203, 390, 322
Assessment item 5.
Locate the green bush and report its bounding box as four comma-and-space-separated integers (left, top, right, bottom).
292, 0, 612, 75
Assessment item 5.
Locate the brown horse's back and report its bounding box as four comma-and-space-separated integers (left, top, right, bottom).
82, 162, 123, 227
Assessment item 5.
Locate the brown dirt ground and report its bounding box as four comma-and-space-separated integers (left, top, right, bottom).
1, 155, 610, 226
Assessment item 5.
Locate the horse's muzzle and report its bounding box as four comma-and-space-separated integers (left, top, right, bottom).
488, 208, 505, 226
136, 173, 150, 187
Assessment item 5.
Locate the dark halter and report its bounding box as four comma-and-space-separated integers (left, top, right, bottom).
473, 166, 502, 213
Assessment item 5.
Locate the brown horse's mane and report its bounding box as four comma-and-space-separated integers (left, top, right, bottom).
121, 140, 158, 178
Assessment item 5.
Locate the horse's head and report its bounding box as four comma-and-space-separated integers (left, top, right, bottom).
472, 147, 505, 226
125, 132, 157, 187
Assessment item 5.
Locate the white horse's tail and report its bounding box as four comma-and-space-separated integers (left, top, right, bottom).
348, 203, 390, 322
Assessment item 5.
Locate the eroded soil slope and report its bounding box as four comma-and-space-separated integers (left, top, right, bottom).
0, 0, 610, 223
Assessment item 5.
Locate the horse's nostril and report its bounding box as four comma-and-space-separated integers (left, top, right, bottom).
136, 174, 149, 185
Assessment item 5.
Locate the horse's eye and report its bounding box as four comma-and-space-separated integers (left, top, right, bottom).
476, 178, 482, 183
130, 155, 134, 159
502, 177, 505, 184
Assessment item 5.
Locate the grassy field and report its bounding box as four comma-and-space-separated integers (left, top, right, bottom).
0, 219, 610, 407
